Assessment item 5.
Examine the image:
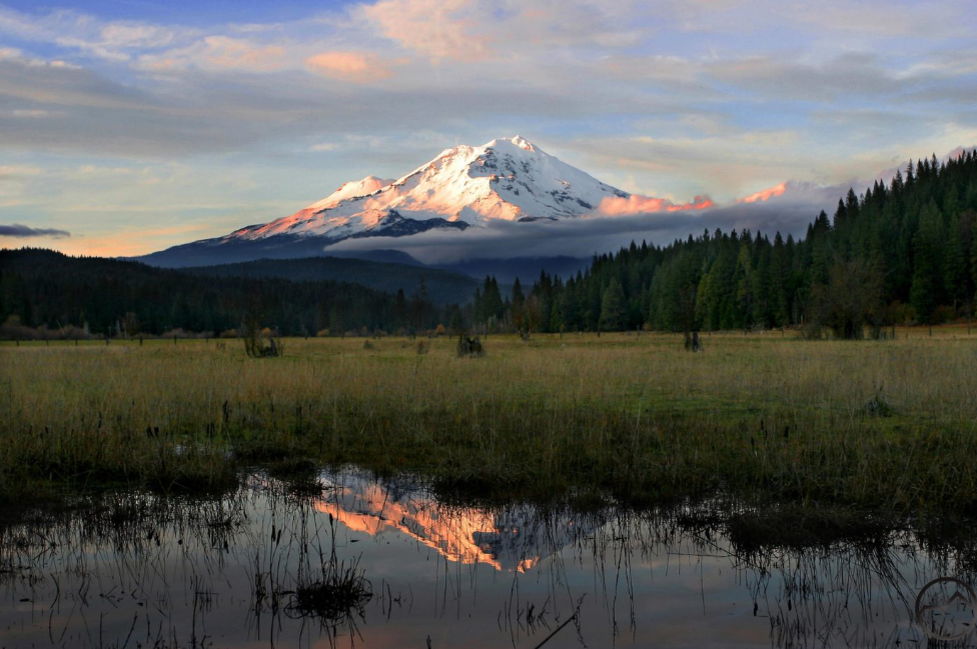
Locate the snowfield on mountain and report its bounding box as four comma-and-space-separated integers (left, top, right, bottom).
226, 136, 631, 243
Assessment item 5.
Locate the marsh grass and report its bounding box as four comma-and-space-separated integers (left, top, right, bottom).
287, 555, 372, 624
2, 329, 977, 517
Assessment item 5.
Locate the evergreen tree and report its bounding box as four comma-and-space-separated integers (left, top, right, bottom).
599, 278, 626, 331
910, 201, 943, 324
511, 277, 526, 332
944, 212, 969, 313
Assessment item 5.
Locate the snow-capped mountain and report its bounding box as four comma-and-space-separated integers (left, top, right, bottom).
316, 469, 596, 573
228, 135, 628, 241
137, 136, 629, 267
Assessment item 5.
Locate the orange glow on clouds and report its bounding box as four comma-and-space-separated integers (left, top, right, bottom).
306, 51, 401, 84
666, 195, 715, 212
738, 182, 787, 203
360, 0, 492, 63
595, 193, 714, 217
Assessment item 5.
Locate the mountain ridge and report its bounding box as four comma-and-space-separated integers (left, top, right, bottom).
218, 135, 629, 240
136, 135, 630, 268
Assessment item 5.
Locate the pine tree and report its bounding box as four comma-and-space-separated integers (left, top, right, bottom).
910, 201, 944, 324
944, 212, 969, 314
771, 232, 790, 326
511, 277, 526, 332
599, 278, 626, 331
480, 276, 504, 327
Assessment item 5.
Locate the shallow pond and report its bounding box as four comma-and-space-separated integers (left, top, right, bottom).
1, 468, 974, 648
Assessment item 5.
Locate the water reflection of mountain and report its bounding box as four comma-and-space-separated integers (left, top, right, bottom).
314, 472, 593, 572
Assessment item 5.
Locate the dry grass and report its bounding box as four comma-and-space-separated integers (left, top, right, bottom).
1, 328, 976, 515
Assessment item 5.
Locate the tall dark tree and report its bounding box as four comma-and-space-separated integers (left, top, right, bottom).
910, 201, 943, 324
807, 258, 883, 339
599, 278, 626, 331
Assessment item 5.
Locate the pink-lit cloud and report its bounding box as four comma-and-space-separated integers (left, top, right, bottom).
358, 0, 492, 62
738, 181, 787, 203
593, 193, 714, 217
946, 146, 971, 161
305, 51, 400, 83
355, 0, 644, 64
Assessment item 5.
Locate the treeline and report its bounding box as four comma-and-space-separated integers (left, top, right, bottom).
0, 249, 453, 338
472, 150, 977, 338
182, 256, 478, 305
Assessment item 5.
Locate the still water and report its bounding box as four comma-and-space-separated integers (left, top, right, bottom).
0, 467, 972, 648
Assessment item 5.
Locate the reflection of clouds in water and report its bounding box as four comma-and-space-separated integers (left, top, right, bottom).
315, 471, 593, 572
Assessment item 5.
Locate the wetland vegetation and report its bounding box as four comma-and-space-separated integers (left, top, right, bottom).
1, 466, 975, 648
2, 329, 976, 528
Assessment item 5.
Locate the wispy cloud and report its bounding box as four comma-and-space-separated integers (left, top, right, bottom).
0, 6, 180, 61
0, 223, 71, 238
138, 36, 286, 72
0, 165, 42, 179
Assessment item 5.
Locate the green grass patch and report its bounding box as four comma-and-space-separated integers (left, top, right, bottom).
2, 331, 977, 521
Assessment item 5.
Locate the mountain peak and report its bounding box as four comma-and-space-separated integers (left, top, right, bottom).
310, 175, 392, 211
221, 136, 631, 243
492, 135, 537, 152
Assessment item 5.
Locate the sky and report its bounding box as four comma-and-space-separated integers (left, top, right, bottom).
0, 0, 975, 257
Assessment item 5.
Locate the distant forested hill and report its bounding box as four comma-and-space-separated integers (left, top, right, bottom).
0, 249, 449, 337
181, 256, 477, 305
471, 151, 977, 337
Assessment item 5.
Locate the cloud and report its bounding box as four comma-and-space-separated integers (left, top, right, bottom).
708, 52, 907, 102
321, 207, 759, 265
0, 223, 71, 239
0, 49, 620, 159
566, 131, 806, 202
0, 47, 81, 70
305, 51, 398, 83
8, 109, 58, 118
738, 182, 786, 203
358, 0, 492, 62
0, 6, 180, 62
139, 36, 286, 72
356, 0, 646, 64
0, 53, 303, 156
793, 0, 970, 39
593, 194, 714, 216
0, 165, 42, 180
309, 142, 341, 152
324, 178, 846, 265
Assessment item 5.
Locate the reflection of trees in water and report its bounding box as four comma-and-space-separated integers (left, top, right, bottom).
0, 489, 251, 648
580, 503, 977, 648
3, 471, 977, 648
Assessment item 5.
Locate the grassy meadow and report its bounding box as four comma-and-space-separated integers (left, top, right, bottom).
2, 329, 977, 519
